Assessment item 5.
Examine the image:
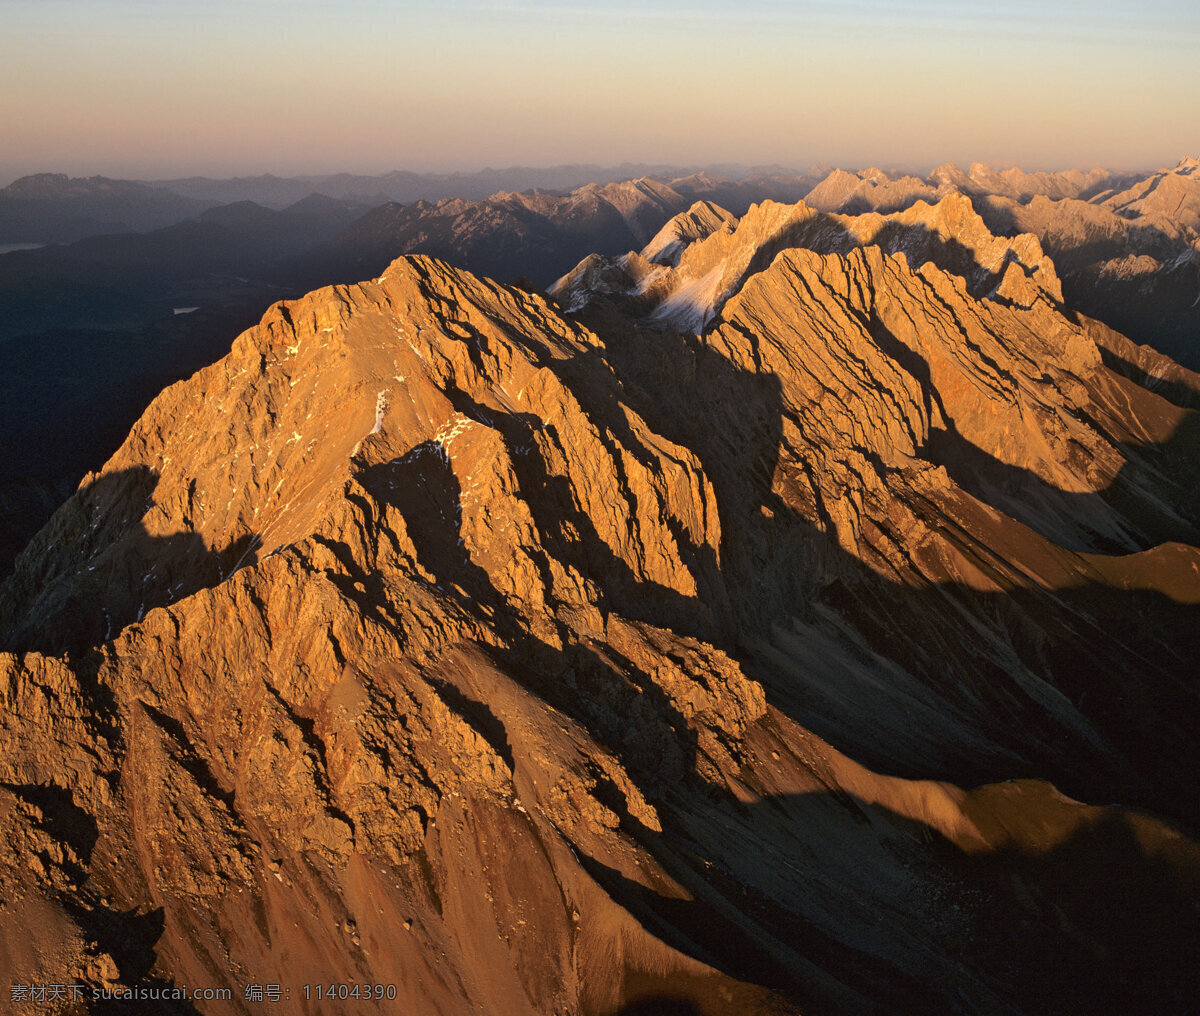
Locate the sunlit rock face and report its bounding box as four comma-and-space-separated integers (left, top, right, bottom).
3, 201, 1200, 1015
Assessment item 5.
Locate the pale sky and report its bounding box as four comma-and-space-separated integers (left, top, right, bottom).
2, 0, 1197, 182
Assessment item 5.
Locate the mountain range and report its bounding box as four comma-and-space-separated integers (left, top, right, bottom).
0, 165, 815, 246
4, 157, 1197, 576
2, 156, 1199, 1013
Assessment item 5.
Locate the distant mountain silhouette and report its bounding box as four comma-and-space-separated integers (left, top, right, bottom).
0, 173, 213, 244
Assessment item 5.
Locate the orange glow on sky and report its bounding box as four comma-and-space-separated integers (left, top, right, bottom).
2, 1, 1197, 181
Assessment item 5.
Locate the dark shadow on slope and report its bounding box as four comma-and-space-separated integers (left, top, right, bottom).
926, 419, 1200, 553
0, 466, 260, 656
79, 907, 203, 1016
1096, 345, 1200, 410
588, 783, 1200, 1016
453, 384, 724, 640
2, 781, 99, 883
1067, 265, 1200, 369
428, 674, 516, 775
808, 574, 1200, 826
612, 999, 704, 1016
140, 703, 237, 808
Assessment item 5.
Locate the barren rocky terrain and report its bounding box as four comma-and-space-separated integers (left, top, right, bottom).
2, 182, 1199, 1013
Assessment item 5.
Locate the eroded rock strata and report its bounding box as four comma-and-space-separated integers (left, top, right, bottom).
3, 213, 1199, 1015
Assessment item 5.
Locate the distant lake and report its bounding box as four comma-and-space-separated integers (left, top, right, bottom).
0, 243, 45, 254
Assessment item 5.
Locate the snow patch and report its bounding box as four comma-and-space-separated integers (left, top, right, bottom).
633, 265, 669, 296
435, 413, 474, 452
371, 390, 390, 434
650, 266, 725, 334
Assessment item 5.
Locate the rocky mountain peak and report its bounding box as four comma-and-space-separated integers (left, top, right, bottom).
641, 200, 738, 266
857, 166, 891, 184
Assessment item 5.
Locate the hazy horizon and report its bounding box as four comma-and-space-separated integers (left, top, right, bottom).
3, 0, 1197, 184
2, 154, 1191, 191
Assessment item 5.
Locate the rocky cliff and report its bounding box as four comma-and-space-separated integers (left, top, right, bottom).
3, 217, 1199, 1014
